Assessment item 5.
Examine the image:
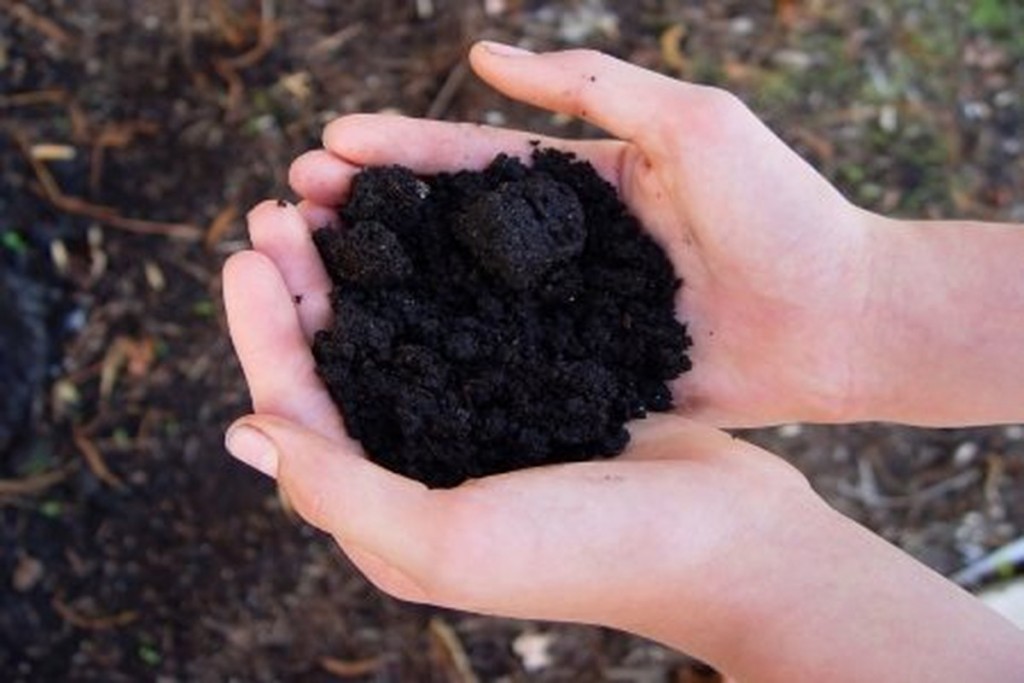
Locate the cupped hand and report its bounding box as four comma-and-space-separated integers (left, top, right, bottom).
221, 45, 1024, 680
269, 43, 876, 429
223, 187, 819, 669
222, 405, 816, 673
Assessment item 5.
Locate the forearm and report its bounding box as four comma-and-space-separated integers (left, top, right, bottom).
637, 497, 1024, 682
854, 213, 1024, 426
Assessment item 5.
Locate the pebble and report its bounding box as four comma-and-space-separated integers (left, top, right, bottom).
777, 423, 803, 439
513, 631, 555, 672
12, 555, 44, 592
772, 49, 813, 72
953, 441, 979, 467
878, 104, 899, 132
729, 17, 755, 36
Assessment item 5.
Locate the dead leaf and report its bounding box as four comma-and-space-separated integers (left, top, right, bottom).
205, 204, 240, 251
774, 0, 800, 27
659, 24, 688, 74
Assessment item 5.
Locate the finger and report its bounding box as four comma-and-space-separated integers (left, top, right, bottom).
247, 200, 332, 338
468, 42, 698, 148
225, 413, 605, 619
223, 251, 343, 439
289, 149, 361, 206
296, 199, 340, 231
228, 415, 438, 589
323, 113, 627, 187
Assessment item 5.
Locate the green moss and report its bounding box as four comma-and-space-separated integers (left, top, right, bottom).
39, 500, 63, 518
1, 230, 28, 255
138, 644, 161, 667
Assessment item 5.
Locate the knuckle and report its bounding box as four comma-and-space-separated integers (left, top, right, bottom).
695, 86, 748, 124
565, 47, 606, 65
321, 113, 369, 147
655, 85, 751, 152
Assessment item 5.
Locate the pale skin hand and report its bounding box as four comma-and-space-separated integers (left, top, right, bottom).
223, 44, 1024, 681
278, 43, 877, 429
861, 216, 1024, 426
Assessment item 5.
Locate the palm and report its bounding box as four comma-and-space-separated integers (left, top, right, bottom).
614, 124, 868, 426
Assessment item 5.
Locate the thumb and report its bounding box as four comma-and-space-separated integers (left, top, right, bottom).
225, 415, 437, 587
468, 42, 694, 148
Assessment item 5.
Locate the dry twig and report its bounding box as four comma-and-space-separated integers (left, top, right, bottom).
319, 656, 380, 678
214, 0, 277, 119
52, 593, 138, 630
426, 60, 471, 119
89, 121, 160, 196
72, 428, 126, 490
308, 23, 364, 58
0, 89, 68, 108
10, 130, 201, 240
177, 0, 195, 69
429, 617, 480, 683
0, 463, 76, 497
1, 0, 72, 44
205, 204, 240, 250
837, 457, 981, 510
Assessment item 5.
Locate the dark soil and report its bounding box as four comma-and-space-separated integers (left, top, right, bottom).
313, 151, 691, 487
0, 271, 49, 453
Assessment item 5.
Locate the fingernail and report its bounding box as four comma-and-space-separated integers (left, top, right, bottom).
478, 40, 534, 58
226, 423, 279, 478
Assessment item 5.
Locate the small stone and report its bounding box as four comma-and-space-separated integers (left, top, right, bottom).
777, 423, 803, 439
953, 442, 979, 467
730, 16, 755, 35
13, 554, 44, 592
512, 631, 555, 672
878, 104, 899, 133
772, 49, 813, 71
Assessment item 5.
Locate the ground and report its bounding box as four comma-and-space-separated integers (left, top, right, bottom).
1, 1, 1022, 681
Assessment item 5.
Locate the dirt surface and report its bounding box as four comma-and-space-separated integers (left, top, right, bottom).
314, 151, 688, 487
1, 1, 1022, 681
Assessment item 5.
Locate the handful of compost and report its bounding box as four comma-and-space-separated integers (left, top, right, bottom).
312, 149, 691, 488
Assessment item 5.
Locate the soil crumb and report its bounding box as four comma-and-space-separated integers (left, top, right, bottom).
312, 149, 691, 487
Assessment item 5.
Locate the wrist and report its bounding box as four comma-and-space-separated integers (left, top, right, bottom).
615, 474, 834, 670
703, 491, 1024, 682
847, 212, 1024, 425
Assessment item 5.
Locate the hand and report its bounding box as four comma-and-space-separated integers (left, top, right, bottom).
223, 406, 819, 674
219, 409, 1024, 683
224, 190, 817, 664
276, 43, 876, 429
223, 45, 1024, 680
223, 209, 1024, 682
224, 178, 820, 672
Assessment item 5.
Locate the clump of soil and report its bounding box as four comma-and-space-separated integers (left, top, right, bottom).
312, 149, 691, 487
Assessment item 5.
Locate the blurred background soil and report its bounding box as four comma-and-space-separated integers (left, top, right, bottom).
1, 1, 1022, 680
